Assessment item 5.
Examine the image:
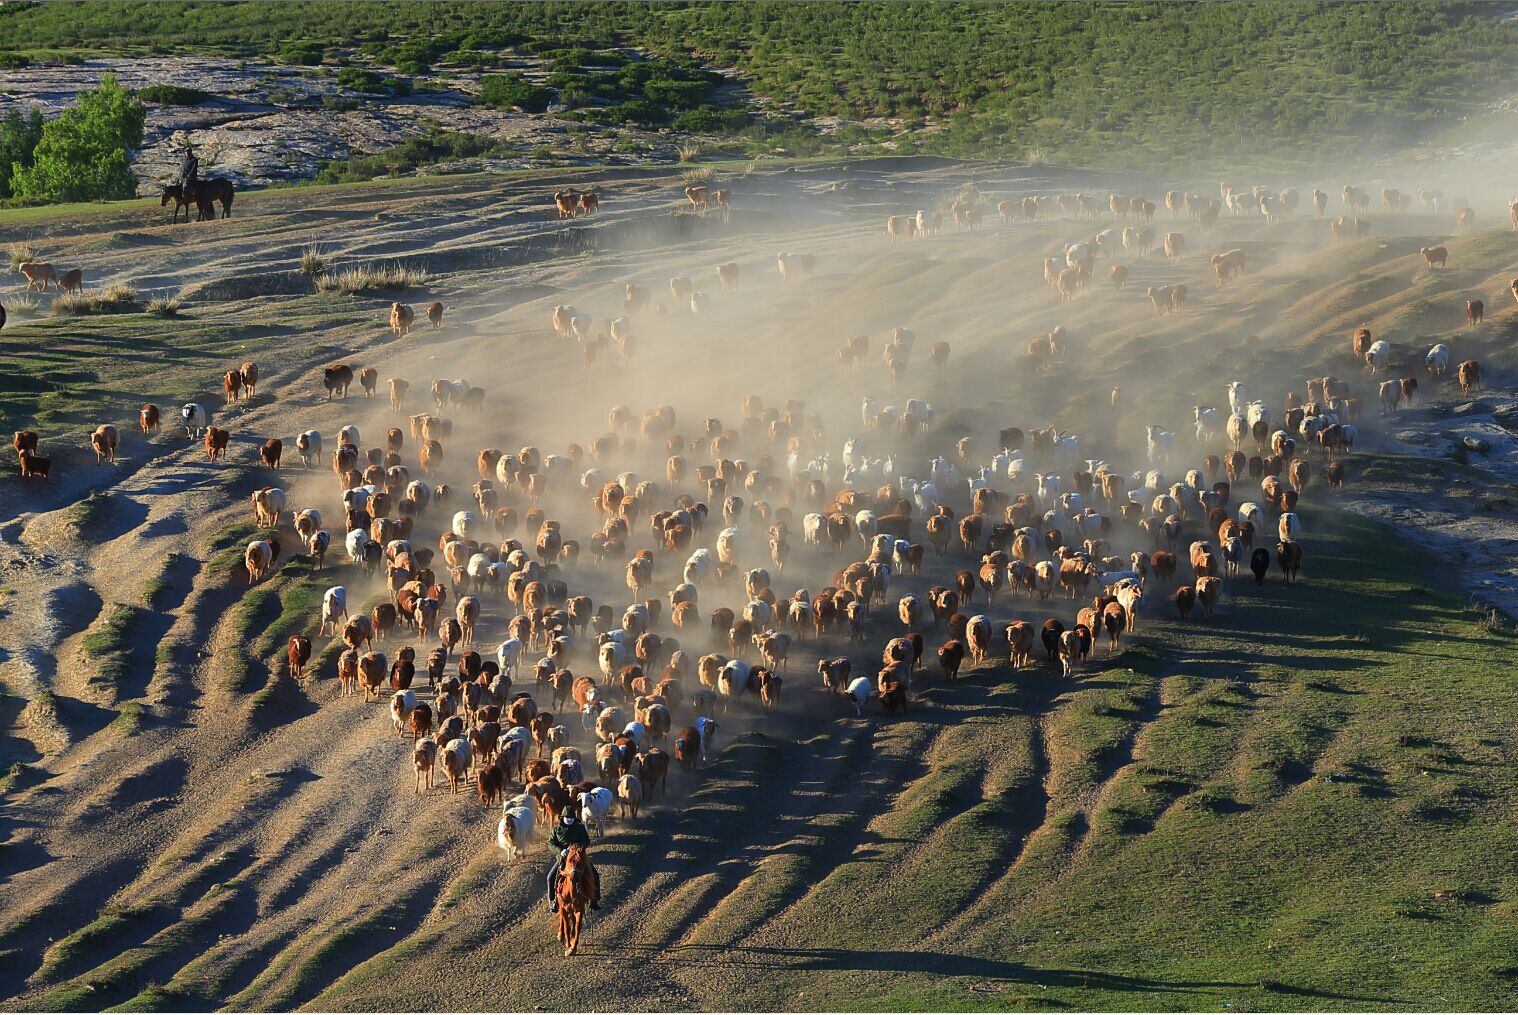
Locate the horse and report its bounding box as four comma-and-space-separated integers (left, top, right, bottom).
160, 184, 197, 224
555, 845, 594, 956
191, 177, 235, 220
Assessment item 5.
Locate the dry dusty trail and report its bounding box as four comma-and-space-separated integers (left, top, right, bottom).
1, 157, 1517, 1011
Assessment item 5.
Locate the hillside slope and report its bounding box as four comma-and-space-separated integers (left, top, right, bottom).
0, 162, 1517, 1011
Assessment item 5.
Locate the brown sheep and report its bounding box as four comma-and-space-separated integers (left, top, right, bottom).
684, 185, 710, 211
289, 635, 313, 680
240, 361, 258, 397
139, 404, 160, 434
578, 191, 599, 216
1420, 245, 1447, 269
259, 438, 282, 470
1458, 359, 1482, 395
427, 301, 444, 329
19, 449, 49, 480
58, 268, 83, 294
358, 367, 379, 397
90, 424, 118, 465
223, 369, 242, 403
1467, 299, 1484, 326
324, 364, 354, 399
389, 377, 410, 411
553, 189, 579, 218
204, 426, 230, 462
390, 302, 415, 337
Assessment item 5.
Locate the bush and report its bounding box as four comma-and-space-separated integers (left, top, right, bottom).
137, 84, 212, 106
143, 294, 182, 317
53, 284, 138, 315
314, 130, 507, 183
299, 239, 328, 276
280, 41, 324, 65
7, 242, 38, 270
0, 51, 29, 69
0, 107, 44, 199
672, 105, 750, 134
5, 294, 42, 318
10, 74, 144, 203
335, 67, 408, 96
314, 261, 430, 294
477, 74, 552, 113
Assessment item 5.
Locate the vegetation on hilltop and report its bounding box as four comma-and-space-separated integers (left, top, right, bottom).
0, 2, 1513, 170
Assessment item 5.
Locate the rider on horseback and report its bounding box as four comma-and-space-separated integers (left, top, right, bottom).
546, 811, 601, 912
176, 142, 199, 193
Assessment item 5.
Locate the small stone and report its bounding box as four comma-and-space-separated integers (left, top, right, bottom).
1463, 436, 1491, 455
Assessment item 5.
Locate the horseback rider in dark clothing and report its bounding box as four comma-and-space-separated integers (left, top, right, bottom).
177, 144, 199, 194
546, 811, 601, 912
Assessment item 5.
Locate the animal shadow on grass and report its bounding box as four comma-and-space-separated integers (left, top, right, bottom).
619, 943, 1404, 1004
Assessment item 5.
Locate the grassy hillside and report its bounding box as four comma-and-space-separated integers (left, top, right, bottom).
1, 2, 1515, 170
3, 165, 1518, 1010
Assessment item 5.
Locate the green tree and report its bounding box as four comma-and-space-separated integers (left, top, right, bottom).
12, 73, 145, 203
0, 106, 45, 198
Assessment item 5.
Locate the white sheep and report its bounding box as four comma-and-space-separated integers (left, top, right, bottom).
321, 586, 348, 636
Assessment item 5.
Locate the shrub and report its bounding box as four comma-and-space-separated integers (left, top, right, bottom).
7, 242, 38, 270
477, 73, 552, 113
0, 106, 44, 199
52, 283, 138, 315
280, 41, 324, 65
314, 261, 430, 294
137, 84, 212, 105
672, 105, 750, 134
0, 51, 29, 69
335, 67, 408, 96
11, 73, 144, 203
314, 130, 506, 183
5, 294, 41, 318
299, 238, 328, 276
144, 294, 182, 317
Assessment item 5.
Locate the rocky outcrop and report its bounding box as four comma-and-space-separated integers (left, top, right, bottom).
0, 55, 675, 192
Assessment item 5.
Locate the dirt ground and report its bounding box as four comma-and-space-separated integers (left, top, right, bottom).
2, 157, 1517, 1010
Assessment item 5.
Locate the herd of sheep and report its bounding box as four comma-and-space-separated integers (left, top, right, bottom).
9, 175, 1518, 876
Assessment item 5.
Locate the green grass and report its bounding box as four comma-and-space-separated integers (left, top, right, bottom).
0, 2, 1512, 170
109, 702, 147, 736
252, 578, 321, 657
84, 605, 138, 694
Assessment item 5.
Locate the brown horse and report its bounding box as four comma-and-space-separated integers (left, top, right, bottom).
160, 184, 197, 224
556, 845, 594, 956
191, 177, 235, 220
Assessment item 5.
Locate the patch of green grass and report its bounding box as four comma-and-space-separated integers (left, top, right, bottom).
82, 605, 135, 657
217, 652, 253, 695
110, 701, 147, 735
68, 491, 111, 531
253, 578, 320, 657
84, 605, 138, 694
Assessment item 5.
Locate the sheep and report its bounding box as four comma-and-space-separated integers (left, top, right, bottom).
1211, 248, 1246, 283
321, 585, 349, 637
498, 805, 536, 859
1426, 343, 1450, 376
1365, 340, 1390, 373
616, 772, 644, 820
843, 675, 873, 716
580, 785, 614, 836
